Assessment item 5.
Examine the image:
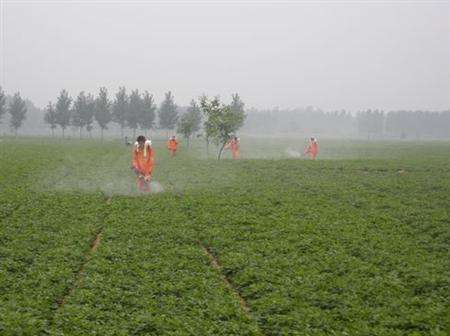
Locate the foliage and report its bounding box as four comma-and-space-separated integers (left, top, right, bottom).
386, 110, 450, 139
0, 138, 449, 335
112, 87, 128, 133
356, 109, 385, 139
71, 91, 88, 136
177, 99, 202, 146
94, 87, 112, 138
55, 89, 72, 137
139, 91, 157, 133
44, 102, 58, 135
230, 93, 245, 114
127, 89, 142, 135
8, 92, 27, 134
158, 91, 178, 131
84, 93, 95, 134
245, 107, 450, 139
200, 95, 246, 159
0, 86, 6, 123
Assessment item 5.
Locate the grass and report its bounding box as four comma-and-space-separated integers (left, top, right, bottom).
0, 136, 449, 335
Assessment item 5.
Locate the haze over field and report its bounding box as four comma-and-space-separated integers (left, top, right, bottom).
1, 0, 449, 111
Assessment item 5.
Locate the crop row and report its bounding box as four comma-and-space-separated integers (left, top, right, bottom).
0, 142, 110, 335
187, 159, 449, 335
1, 139, 449, 335
50, 195, 260, 335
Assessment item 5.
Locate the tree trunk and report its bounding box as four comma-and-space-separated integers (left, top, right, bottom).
101, 128, 104, 141
120, 125, 124, 138
206, 138, 209, 157
51, 128, 54, 137
79, 127, 82, 139
133, 128, 136, 139
217, 143, 226, 160
62, 128, 65, 138
187, 136, 190, 149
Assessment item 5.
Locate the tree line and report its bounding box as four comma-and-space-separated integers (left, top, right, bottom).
243, 106, 450, 139
356, 109, 450, 139
2, 85, 448, 140
0, 85, 247, 159
43, 87, 177, 139
0, 87, 28, 136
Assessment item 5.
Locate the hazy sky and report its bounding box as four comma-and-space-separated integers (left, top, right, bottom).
1, 0, 449, 111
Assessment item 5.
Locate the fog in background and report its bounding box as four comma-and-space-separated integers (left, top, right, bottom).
0, 0, 449, 138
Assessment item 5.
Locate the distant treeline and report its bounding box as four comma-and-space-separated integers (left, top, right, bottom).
1, 86, 449, 139
42, 87, 181, 139
243, 107, 450, 139
0, 86, 245, 142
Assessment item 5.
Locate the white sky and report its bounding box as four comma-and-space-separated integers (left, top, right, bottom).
1, 0, 449, 111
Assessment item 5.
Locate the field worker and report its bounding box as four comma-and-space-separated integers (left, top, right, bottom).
131, 135, 154, 192
224, 136, 240, 160
167, 135, 179, 158
304, 137, 319, 160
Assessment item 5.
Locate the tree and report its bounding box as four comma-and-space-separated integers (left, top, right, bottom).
72, 91, 88, 138
158, 91, 178, 134
127, 89, 142, 138
177, 99, 202, 148
44, 101, 58, 137
55, 89, 72, 138
84, 93, 95, 137
140, 91, 156, 135
356, 109, 384, 139
8, 92, 27, 136
200, 95, 246, 160
230, 93, 245, 114
0, 86, 6, 124
112, 87, 128, 137
95, 87, 112, 140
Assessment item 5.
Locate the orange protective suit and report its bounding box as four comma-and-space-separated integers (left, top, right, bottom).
132, 140, 154, 192
305, 139, 319, 160
167, 138, 178, 157
225, 138, 240, 160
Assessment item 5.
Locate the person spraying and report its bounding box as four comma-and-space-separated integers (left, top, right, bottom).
304, 137, 319, 160
167, 135, 179, 158
131, 135, 154, 192
224, 136, 240, 160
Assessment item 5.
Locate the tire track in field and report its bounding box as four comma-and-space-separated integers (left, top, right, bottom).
199, 242, 265, 335
56, 230, 103, 309
56, 196, 112, 310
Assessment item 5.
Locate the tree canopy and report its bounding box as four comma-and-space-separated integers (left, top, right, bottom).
158, 91, 178, 131
55, 89, 72, 137
127, 89, 143, 137
200, 95, 246, 159
95, 87, 112, 139
44, 101, 58, 136
8, 92, 27, 135
112, 87, 128, 135
140, 91, 157, 133
177, 99, 202, 147
0, 86, 6, 123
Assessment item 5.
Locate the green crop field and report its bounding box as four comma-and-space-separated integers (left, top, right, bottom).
0, 137, 449, 336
